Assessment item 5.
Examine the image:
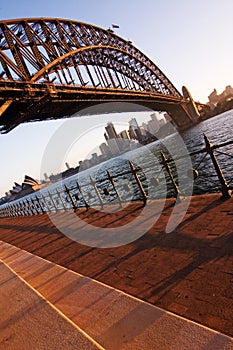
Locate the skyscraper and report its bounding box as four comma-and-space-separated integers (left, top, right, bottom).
129, 117, 143, 141
105, 122, 118, 140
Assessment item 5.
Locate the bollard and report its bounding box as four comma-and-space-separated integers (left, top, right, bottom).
204, 134, 231, 199
107, 170, 122, 206
160, 151, 181, 201
129, 161, 147, 204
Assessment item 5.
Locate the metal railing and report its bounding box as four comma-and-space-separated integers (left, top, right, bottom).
0, 134, 233, 218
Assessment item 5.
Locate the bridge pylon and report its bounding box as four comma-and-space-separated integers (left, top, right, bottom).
182, 86, 200, 122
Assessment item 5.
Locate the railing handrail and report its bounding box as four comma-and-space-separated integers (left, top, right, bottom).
0, 134, 233, 217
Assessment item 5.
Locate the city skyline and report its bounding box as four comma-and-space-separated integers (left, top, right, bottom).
0, 0, 233, 196
1, 112, 165, 200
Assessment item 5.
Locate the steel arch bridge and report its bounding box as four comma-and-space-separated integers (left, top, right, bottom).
0, 18, 200, 133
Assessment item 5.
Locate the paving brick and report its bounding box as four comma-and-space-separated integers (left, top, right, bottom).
0, 194, 233, 338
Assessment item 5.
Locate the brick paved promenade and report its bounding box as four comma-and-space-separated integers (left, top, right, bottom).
0, 193, 233, 339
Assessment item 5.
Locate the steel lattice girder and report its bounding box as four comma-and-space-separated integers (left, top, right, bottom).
0, 18, 192, 133
0, 18, 181, 96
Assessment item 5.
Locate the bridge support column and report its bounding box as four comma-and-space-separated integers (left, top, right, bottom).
166, 104, 196, 130
166, 86, 200, 130
182, 86, 200, 123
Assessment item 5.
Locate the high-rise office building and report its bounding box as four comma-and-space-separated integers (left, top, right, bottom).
129, 117, 139, 129
147, 113, 160, 134
99, 142, 111, 158
129, 117, 143, 141
106, 138, 121, 155
119, 130, 130, 139
105, 122, 118, 140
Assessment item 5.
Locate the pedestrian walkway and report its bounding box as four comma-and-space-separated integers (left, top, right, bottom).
1, 241, 233, 350
0, 193, 233, 340
0, 256, 104, 349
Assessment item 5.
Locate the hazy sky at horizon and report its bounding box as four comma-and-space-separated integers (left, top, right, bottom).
0, 0, 232, 197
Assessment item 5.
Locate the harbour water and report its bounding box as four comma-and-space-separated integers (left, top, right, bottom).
2, 109, 233, 213
42, 108, 233, 208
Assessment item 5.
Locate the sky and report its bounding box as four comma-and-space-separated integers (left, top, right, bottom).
0, 0, 233, 196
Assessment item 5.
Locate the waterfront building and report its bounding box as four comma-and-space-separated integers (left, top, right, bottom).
105, 122, 118, 140
99, 143, 111, 158
119, 130, 130, 140
128, 125, 137, 140
129, 118, 143, 141
81, 159, 92, 170
106, 138, 121, 156
208, 85, 233, 109
147, 119, 159, 134
105, 122, 123, 152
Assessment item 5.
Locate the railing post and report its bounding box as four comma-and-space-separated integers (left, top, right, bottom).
64, 185, 77, 210
10, 204, 14, 216
107, 170, 122, 206
56, 189, 66, 210
6, 205, 10, 217
9, 204, 13, 217
90, 176, 104, 209
36, 195, 45, 214
42, 194, 50, 213
76, 181, 89, 210
26, 198, 34, 215
23, 200, 30, 215
31, 198, 37, 215
18, 202, 23, 216
19, 201, 25, 216
160, 151, 181, 201
32, 197, 40, 214
14, 203, 19, 216
204, 134, 232, 199
129, 161, 147, 204
16, 203, 20, 216
48, 191, 57, 211
10, 205, 14, 216
10, 204, 15, 217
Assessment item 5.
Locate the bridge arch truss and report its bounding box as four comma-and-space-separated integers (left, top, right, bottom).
0, 18, 199, 132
